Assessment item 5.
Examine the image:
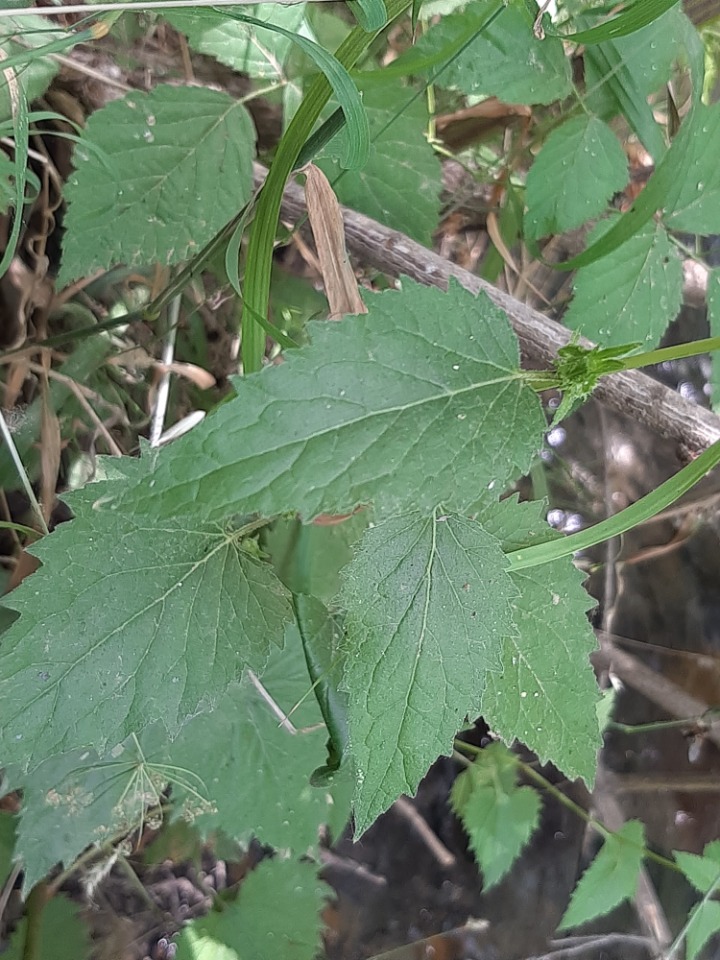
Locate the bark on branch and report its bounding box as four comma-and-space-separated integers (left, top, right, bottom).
255, 164, 720, 453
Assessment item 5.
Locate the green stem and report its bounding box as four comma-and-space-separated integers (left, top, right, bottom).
454, 739, 681, 874
506, 438, 720, 572
619, 336, 720, 371
667, 873, 720, 959
241, 0, 412, 373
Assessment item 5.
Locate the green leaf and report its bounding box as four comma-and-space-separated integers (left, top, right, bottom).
318, 79, 442, 245
3, 895, 91, 960
0, 481, 293, 773
164, 4, 306, 80
412, 1, 572, 105
584, 41, 664, 159
174, 858, 326, 960
559, 67, 710, 272
450, 742, 541, 887
559, 0, 682, 44
524, 116, 627, 240
676, 841, 720, 893
708, 271, 720, 413
220, 8, 369, 172
584, 8, 693, 122
163, 622, 352, 850
0, 15, 69, 122
117, 280, 545, 524
685, 901, 720, 960
10, 729, 177, 893
564, 219, 683, 347
476, 497, 600, 784
0, 152, 16, 213
59, 85, 256, 285
10, 626, 350, 890
339, 509, 517, 833
348, 0, 388, 31
662, 102, 720, 234
293, 595, 350, 784
559, 820, 645, 930
265, 513, 367, 603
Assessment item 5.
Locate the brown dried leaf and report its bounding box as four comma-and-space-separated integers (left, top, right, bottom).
303, 164, 366, 320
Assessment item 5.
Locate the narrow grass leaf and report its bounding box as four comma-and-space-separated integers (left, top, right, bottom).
685, 902, 720, 960
218, 9, 368, 171
348, 0, 388, 31
0, 14, 71, 122
0, 76, 28, 281
559, 0, 681, 44
707, 270, 720, 412
240, 0, 411, 372
584, 42, 664, 159
506, 438, 720, 573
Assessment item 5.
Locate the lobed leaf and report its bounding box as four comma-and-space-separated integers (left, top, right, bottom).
164, 4, 307, 80
411, 1, 572, 105
0, 15, 70, 122
340, 509, 518, 833
0, 481, 293, 772
164, 623, 352, 850
524, 116, 627, 240
9, 627, 349, 890
174, 859, 326, 960
663, 102, 720, 234
59, 85, 256, 285
564, 219, 683, 347
583, 8, 694, 123
686, 902, 720, 960
116, 280, 545, 525
9, 730, 173, 893
476, 497, 600, 784
450, 742, 541, 887
559, 820, 645, 930
319, 79, 442, 245
3, 896, 90, 960
676, 841, 720, 894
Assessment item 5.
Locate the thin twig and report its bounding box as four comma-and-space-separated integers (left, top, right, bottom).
392, 797, 456, 869
0, 410, 49, 536
0, 861, 22, 927
149, 296, 180, 448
